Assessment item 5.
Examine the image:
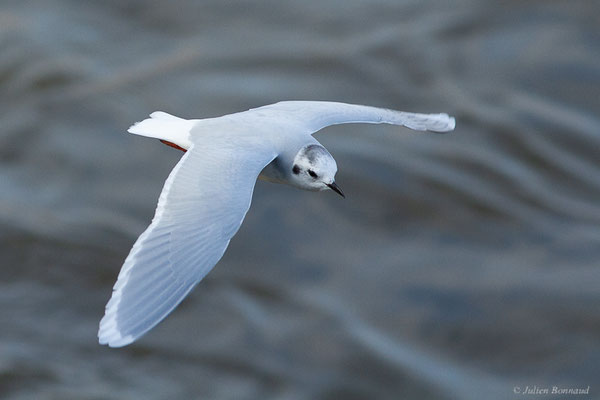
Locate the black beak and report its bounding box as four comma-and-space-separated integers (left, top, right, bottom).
327, 181, 345, 198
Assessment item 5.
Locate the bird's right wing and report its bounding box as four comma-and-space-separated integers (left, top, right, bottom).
98, 136, 276, 347
253, 101, 455, 134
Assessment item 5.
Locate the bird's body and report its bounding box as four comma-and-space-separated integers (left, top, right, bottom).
98, 101, 455, 347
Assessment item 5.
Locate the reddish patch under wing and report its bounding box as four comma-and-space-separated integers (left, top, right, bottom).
160, 140, 187, 152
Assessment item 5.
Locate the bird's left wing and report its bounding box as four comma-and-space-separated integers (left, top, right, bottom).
98, 136, 277, 347
252, 101, 455, 134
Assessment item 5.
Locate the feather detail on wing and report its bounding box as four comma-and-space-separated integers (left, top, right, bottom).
253, 101, 455, 134
99, 139, 276, 347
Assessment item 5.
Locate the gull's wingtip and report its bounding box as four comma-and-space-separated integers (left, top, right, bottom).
431, 113, 456, 133
446, 115, 456, 132
97, 288, 137, 348
98, 316, 136, 348
98, 335, 136, 348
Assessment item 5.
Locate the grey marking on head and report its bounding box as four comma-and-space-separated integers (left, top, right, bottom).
303, 144, 330, 165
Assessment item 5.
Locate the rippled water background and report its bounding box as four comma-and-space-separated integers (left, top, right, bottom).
1, 1, 599, 399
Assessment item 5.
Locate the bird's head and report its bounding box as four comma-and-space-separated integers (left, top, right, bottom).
290, 144, 344, 197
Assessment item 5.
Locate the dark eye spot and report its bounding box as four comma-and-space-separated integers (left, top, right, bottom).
292, 164, 301, 174
308, 169, 318, 178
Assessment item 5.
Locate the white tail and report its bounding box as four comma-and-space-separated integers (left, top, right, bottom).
128, 112, 194, 150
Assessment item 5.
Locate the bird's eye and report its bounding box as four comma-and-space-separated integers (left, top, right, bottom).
308, 170, 318, 178
292, 164, 301, 174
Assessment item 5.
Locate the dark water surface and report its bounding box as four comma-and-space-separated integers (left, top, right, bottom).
1, 1, 599, 399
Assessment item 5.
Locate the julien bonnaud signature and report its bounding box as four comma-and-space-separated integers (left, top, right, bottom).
514, 385, 590, 395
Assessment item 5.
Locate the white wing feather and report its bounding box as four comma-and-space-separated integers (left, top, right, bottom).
252, 101, 455, 133
98, 138, 276, 347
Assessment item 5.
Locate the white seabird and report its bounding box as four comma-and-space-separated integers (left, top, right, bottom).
98, 101, 455, 347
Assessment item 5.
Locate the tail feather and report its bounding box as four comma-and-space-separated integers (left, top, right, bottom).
149, 111, 183, 121
128, 112, 193, 150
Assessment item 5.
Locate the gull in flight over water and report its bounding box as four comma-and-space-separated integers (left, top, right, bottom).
98, 101, 455, 347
